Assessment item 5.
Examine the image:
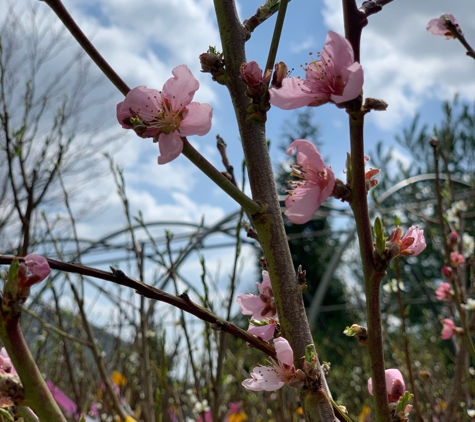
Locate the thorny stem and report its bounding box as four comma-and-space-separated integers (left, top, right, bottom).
0, 255, 277, 359
40, 0, 130, 95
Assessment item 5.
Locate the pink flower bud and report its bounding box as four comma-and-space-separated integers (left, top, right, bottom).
368, 369, 405, 403
23, 254, 50, 287
400, 226, 426, 256
448, 231, 459, 245
441, 266, 454, 281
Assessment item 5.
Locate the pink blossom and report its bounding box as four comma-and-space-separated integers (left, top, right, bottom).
450, 252, 465, 266
396, 226, 426, 256
0, 348, 17, 376
435, 282, 453, 301
441, 318, 456, 340
368, 369, 405, 403
270, 31, 363, 109
284, 139, 335, 224
247, 320, 277, 342
46, 381, 78, 417
242, 337, 296, 391
117, 65, 213, 164
236, 271, 276, 320
427, 14, 459, 39
24, 253, 51, 287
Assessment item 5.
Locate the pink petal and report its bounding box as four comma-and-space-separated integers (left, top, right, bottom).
401, 226, 426, 256
24, 253, 51, 286
116, 86, 162, 127
441, 318, 455, 340
285, 185, 322, 224
274, 337, 293, 367
258, 270, 272, 293
286, 139, 325, 169
269, 78, 317, 110
162, 64, 199, 109
330, 61, 364, 104
384, 369, 405, 394
46, 381, 78, 417
157, 133, 183, 165
179, 102, 213, 136
367, 369, 405, 396
236, 294, 266, 317
247, 323, 276, 342
427, 14, 457, 37
242, 365, 286, 391
324, 31, 355, 68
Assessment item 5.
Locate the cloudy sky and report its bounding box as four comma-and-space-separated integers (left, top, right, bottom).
2, 0, 475, 310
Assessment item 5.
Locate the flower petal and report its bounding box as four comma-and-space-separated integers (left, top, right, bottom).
179, 102, 213, 136
247, 323, 276, 342
330, 61, 364, 104
287, 139, 325, 169
285, 185, 321, 224
157, 133, 183, 165
242, 365, 286, 391
162, 64, 199, 109
270, 77, 317, 110
274, 337, 294, 367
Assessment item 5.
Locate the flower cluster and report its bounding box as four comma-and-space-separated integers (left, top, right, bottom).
242, 337, 297, 391
237, 273, 301, 392
117, 65, 213, 164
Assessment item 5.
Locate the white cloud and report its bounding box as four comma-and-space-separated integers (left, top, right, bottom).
290, 36, 315, 54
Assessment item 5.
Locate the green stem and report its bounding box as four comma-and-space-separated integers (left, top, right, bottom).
264, 0, 290, 74
181, 138, 262, 214
0, 317, 67, 422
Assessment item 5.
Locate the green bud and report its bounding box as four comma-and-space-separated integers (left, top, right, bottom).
396, 391, 413, 414
373, 216, 386, 257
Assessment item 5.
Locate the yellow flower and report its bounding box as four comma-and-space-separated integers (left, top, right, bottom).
229, 411, 248, 422
112, 371, 127, 387
296, 407, 304, 415
359, 405, 371, 422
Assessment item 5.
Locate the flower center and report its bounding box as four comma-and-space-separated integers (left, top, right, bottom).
152, 97, 185, 134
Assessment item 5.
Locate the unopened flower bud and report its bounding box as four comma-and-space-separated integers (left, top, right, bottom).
448, 231, 459, 246
441, 266, 454, 281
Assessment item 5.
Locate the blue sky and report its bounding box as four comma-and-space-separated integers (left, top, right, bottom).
3, 0, 475, 303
